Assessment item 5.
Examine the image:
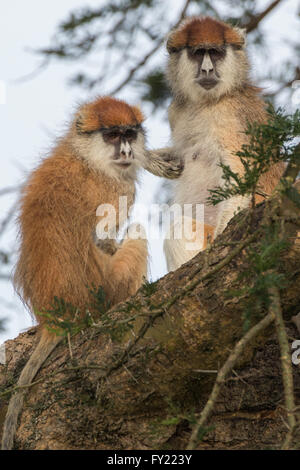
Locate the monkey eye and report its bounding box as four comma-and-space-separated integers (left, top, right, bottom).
124, 129, 137, 142
102, 131, 120, 143
192, 48, 206, 57
209, 48, 225, 60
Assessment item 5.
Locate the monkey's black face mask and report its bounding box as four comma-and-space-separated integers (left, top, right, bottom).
101, 126, 141, 169
187, 46, 226, 90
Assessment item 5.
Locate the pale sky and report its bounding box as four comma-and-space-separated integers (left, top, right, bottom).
0, 0, 299, 342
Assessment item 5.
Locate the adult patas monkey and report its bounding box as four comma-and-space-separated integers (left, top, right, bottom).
156, 16, 284, 271
2, 96, 150, 450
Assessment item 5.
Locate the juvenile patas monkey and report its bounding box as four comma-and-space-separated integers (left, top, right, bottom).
157, 16, 284, 271
2, 96, 149, 450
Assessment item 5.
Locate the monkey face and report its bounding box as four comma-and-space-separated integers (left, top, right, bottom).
167, 45, 248, 102
165, 16, 248, 102
101, 126, 139, 169
187, 46, 226, 90
73, 123, 146, 181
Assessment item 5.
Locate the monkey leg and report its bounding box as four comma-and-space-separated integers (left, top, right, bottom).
164, 219, 214, 271
164, 237, 200, 272
214, 196, 250, 238
144, 148, 184, 179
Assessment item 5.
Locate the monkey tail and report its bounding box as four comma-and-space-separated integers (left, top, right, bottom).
1, 333, 61, 450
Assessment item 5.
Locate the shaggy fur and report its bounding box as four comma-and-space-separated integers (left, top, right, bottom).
2, 96, 148, 450
165, 220, 215, 272
14, 143, 146, 315
159, 17, 285, 271
167, 16, 245, 52
76, 96, 144, 133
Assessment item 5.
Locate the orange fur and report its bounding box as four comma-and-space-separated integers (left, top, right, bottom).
2, 97, 148, 450
189, 221, 215, 249
76, 96, 145, 134
167, 16, 244, 52
201, 223, 215, 249
14, 101, 147, 327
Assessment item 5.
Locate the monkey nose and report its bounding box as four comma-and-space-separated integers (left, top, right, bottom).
201, 53, 214, 75
121, 149, 132, 158
202, 67, 214, 75
120, 141, 133, 160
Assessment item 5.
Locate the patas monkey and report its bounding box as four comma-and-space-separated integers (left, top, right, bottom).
156, 16, 285, 271
1, 96, 149, 450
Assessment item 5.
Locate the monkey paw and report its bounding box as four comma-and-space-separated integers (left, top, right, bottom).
163, 157, 184, 179
144, 150, 184, 179
96, 238, 119, 256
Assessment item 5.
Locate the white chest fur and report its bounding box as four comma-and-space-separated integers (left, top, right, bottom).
170, 103, 229, 226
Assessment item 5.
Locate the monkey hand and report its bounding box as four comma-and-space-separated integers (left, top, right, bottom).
96, 238, 119, 256
144, 149, 184, 179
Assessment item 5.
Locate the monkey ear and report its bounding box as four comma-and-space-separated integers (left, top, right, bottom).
224, 25, 246, 48
233, 26, 247, 46
131, 105, 145, 124
75, 113, 85, 135
75, 108, 95, 135
166, 29, 179, 54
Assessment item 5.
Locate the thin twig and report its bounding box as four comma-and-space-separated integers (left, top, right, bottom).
269, 286, 297, 449
0, 201, 18, 238
264, 69, 300, 98
0, 186, 20, 197
186, 313, 274, 450
0, 363, 107, 399
110, 0, 192, 95
244, 0, 282, 33
12, 58, 50, 84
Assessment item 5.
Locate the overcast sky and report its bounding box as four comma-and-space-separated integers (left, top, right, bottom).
0, 0, 299, 343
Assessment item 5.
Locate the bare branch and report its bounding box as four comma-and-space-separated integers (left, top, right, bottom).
269, 286, 297, 449
244, 0, 283, 33
186, 313, 274, 450
0, 186, 20, 197
264, 68, 300, 98
110, 0, 192, 95
0, 202, 18, 238
12, 58, 50, 84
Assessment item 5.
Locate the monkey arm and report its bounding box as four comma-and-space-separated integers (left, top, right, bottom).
144, 148, 184, 179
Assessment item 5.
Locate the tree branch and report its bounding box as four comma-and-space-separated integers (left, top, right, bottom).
244, 0, 283, 33
1, 189, 299, 449
110, 0, 192, 95
186, 312, 274, 450
0, 202, 18, 238
269, 285, 297, 449
0, 186, 19, 197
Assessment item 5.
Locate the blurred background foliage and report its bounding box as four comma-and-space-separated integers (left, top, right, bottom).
0, 0, 299, 331
36, 0, 300, 110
